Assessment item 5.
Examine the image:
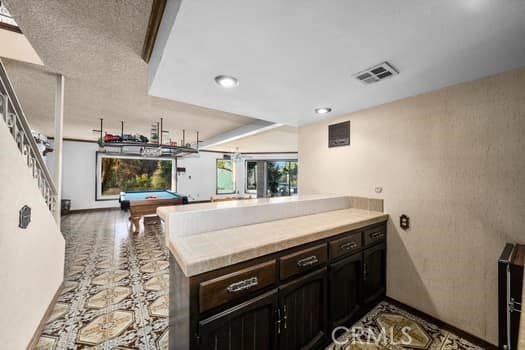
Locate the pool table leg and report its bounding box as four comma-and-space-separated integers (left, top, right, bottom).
130, 215, 140, 233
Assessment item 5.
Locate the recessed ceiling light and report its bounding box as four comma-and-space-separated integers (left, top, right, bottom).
215, 75, 239, 88
315, 107, 332, 115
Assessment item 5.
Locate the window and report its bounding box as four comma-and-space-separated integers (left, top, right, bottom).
96, 154, 173, 200
216, 159, 235, 194
244, 160, 298, 197
267, 161, 298, 197
245, 161, 257, 193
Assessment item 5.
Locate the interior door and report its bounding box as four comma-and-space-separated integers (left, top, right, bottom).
362, 243, 386, 307
198, 290, 278, 350
329, 253, 362, 329
278, 268, 327, 350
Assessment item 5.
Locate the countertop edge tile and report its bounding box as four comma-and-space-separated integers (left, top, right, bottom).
168, 208, 388, 277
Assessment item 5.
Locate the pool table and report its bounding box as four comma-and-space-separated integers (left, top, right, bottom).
119, 190, 188, 233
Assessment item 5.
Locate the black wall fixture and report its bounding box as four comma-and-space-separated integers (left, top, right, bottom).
328, 120, 350, 148
19, 205, 31, 229
400, 214, 410, 230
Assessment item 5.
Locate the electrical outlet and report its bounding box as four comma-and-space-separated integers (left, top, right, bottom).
400, 214, 410, 230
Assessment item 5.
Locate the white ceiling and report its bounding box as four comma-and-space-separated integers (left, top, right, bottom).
149, 0, 525, 126
207, 126, 298, 153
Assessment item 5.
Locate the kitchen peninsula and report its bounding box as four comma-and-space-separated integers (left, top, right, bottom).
158, 195, 388, 350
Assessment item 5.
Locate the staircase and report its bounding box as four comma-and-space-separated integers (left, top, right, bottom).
0, 58, 57, 214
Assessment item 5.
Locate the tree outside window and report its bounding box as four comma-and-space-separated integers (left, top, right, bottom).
216, 159, 235, 194
99, 157, 172, 197
267, 161, 297, 197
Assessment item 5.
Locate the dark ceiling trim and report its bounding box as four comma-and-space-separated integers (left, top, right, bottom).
142, 0, 167, 63
0, 21, 22, 33
48, 137, 98, 144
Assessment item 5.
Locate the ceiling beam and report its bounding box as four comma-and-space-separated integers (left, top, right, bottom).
199, 120, 281, 149
142, 0, 167, 63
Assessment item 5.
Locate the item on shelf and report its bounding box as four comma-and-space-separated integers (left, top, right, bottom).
121, 134, 134, 142
135, 134, 149, 143
31, 130, 53, 156
104, 133, 121, 142
121, 134, 149, 143
93, 118, 199, 158
150, 123, 159, 144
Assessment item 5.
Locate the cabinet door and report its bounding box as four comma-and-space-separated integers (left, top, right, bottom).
362, 243, 386, 307
278, 268, 327, 350
198, 290, 278, 350
329, 253, 362, 329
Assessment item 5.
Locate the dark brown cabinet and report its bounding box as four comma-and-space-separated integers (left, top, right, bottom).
170, 221, 387, 350
328, 253, 362, 329
278, 268, 327, 350
362, 242, 386, 307
198, 291, 279, 350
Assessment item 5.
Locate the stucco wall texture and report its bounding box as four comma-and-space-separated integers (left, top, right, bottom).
298, 67, 525, 344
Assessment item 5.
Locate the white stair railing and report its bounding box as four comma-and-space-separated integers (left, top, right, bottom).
0, 59, 57, 214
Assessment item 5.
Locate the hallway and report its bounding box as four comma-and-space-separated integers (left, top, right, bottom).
36, 210, 169, 349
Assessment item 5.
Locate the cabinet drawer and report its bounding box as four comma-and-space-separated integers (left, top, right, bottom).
329, 232, 362, 260
363, 225, 386, 247
199, 260, 276, 313
279, 244, 327, 280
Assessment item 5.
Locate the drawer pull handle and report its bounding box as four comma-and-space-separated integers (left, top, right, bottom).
371, 232, 384, 239
340, 242, 358, 250
297, 255, 319, 268
226, 277, 258, 293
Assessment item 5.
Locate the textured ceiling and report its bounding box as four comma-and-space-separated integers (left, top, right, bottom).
2, 0, 254, 142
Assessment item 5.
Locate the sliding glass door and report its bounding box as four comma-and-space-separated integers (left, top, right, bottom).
266, 161, 297, 197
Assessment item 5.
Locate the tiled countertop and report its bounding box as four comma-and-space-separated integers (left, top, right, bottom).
167, 207, 388, 277
158, 194, 348, 215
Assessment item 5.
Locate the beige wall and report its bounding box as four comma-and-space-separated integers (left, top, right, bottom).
0, 30, 43, 65
0, 124, 65, 348
298, 67, 525, 344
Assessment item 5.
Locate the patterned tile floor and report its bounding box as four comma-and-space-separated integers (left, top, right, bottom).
36, 210, 169, 349
35, 210, 487, 350
326, 302, 485, 350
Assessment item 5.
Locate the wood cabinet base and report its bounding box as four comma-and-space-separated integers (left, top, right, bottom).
169, 221, 387, 350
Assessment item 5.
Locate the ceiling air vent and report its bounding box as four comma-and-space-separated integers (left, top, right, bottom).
354, 61, 398, 84
328, 121, 350, 148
